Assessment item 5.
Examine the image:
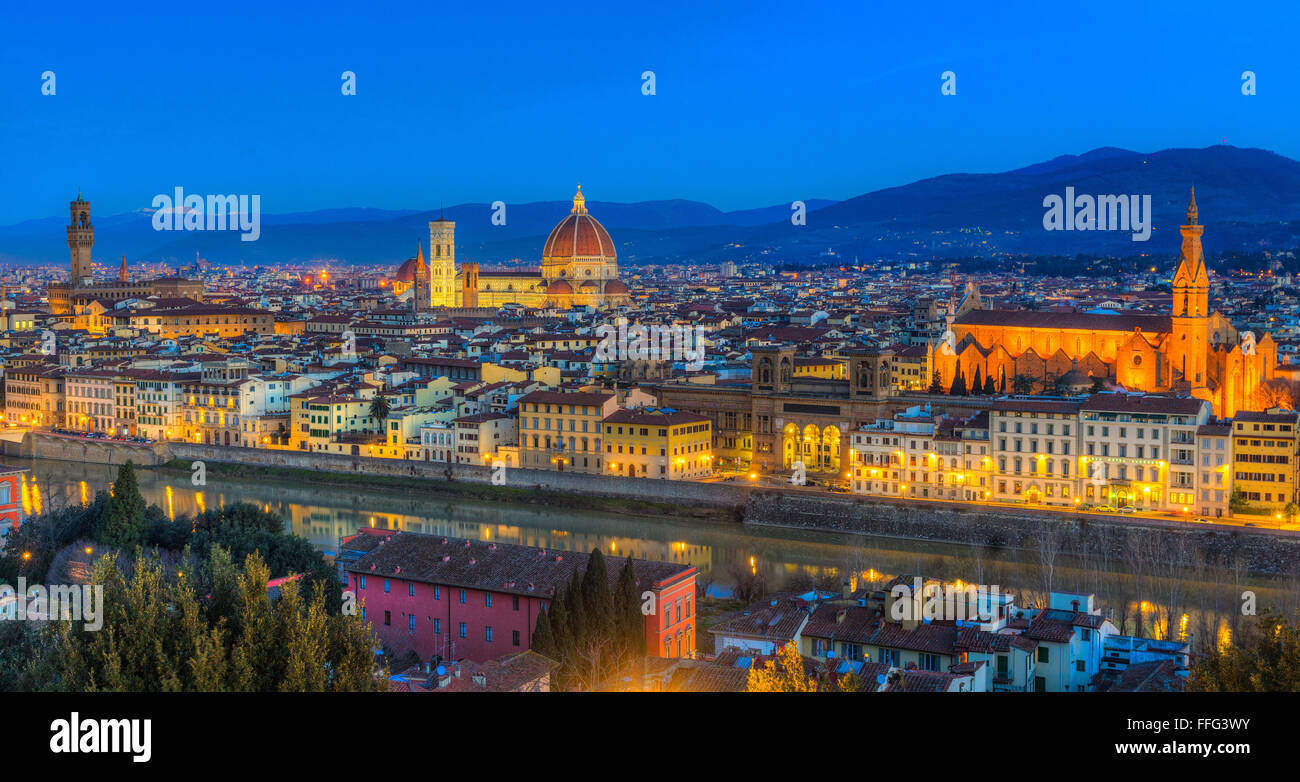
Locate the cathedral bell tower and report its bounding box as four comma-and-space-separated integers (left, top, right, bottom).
1170, 188, 1210, 390
428, 210, 456, 308
68, 189, 94, 284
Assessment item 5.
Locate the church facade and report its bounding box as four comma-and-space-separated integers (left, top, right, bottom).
394, 186, 630, 311
931, 190, 1276, 418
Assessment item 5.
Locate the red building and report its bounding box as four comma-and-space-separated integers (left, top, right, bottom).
342, 531, 697, 664
0, 464, 28, 533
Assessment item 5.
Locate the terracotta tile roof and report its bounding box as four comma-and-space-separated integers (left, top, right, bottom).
955, 308, 1171, 333
344, 531, 693, 599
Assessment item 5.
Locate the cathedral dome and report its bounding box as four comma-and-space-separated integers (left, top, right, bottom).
603, 279, 628, 295
394, 256, 420, 282
546, 279, 574, 295
542, 186, 616, 262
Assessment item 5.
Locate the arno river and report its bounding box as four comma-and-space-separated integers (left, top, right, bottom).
13, 456, 1297, 649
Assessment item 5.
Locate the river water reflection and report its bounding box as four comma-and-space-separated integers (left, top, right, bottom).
14, 457, 1295, 649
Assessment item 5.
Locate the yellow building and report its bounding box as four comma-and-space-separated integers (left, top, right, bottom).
517, 389, 617, 473
1231, 410, 1300, 512
304, 395, 378, 453
603, 408, 713, 479
4, 359, 64, 428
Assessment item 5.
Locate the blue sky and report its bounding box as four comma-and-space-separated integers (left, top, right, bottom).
1, 0, 1296, 222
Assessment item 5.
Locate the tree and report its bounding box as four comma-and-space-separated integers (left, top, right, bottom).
928, 371, 943, 394
746, 641, 815, 692
563, 570, 588, 651
368, 396, 391, 431
55, 549, 380, 693
1012, 374, 1035, 395
531, 606, 556, 659
971, 366, 983, 397
982, 372, 996, 395
612, 556, 643, 661
547, 592, 573, 669
949, 366, 967, 396
728, 561, 768, 604
1229, 489, 1250, 515
1188, 610, 1300, 692
581, 548, 616, 642
96, 461, 146, 550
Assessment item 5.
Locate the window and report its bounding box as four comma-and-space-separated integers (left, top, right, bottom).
384, 579, 390, 593
383, 610, 391, 626
458, 622, 467, 638
359, 576, 366, 590
408, 615, 416, 631
512, 595, 520, 611
408, 583, 415, 597
434, 586, 441, 600
485, 593, 493, 608
458, 589, 466, 604
433, 619, 441, 633
919, 653, 939, 671
485, 626, 493, 642
1075, 660, 1086, 673
1037, 646, 1049, 663
513, 630, 521, 646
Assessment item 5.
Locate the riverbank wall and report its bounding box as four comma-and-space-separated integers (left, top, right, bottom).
164, 442, 755, 510
745, 491, 1300, 576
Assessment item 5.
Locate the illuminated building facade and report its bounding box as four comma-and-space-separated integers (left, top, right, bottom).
933, 191, 1276, 418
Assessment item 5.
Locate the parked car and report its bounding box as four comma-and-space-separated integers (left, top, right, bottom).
1095, 505, 1118, 513
1118, 506, 1136, 514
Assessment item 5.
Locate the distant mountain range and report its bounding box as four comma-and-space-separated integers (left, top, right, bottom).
4, 145, 1300, 269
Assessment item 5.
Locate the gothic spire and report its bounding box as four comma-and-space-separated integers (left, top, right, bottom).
1186, 186, 1198, 226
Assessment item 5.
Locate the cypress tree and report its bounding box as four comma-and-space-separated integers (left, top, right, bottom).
949, 366, 967, 396
563, 571, 587, 650
581, 548, 615, 642
547, 591, 572, 663
983, 372, 996, 395
971, 366, 983, 396
531, 605, 555, 659
97, 461, 147, 550
614, 557, 643, 659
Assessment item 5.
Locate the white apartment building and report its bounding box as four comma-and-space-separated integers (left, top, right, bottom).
989, 398, 1081, 507
1078, 396, 1211, 512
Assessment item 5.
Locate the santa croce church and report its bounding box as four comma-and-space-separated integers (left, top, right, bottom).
932, 190, 1276, 418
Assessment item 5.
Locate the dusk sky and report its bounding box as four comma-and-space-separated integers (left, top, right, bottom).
2, 0, 1296, 223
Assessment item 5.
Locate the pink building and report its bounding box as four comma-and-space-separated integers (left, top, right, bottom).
343, 531, 696, 664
